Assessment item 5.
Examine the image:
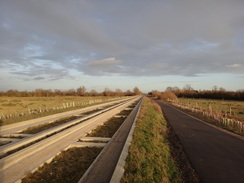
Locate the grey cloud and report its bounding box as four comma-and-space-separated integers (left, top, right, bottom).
82, 58, 124, 76
33, 77, 45, 80
1, 0, 244, 81
86, 58, 121, 67
9, 61, 74, 81
1, 0, 122, 53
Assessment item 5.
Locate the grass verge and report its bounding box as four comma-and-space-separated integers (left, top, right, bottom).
0, 141, 11, 146
21, 147, 103, 183
81, 108, 102, 115
121, 97, 181, 183
86, 116, 127, 137
20, 116, 79, 134
86, 107, 134, 137
1, 116, 89, 159
0, 135, 24, 139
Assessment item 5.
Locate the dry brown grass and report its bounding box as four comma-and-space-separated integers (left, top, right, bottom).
21, 147, 103, 183
86, 116, 127, 137
0, 96, 120, 125
121, 97, 181, 183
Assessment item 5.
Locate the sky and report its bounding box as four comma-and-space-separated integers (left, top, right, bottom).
1, 0, 244, 93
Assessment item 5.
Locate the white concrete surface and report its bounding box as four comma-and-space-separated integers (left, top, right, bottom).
0, 97, 132, 136
0, 96, 140, 183
110, 97, 143, 183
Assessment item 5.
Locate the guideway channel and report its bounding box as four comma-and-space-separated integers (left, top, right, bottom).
79, 97, 143, 183
0, 96, 140, 183
0, 97, 135, 158
0, 97, 132, 136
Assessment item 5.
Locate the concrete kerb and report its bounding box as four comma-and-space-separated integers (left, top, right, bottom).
110, 97, 143, 183
78, 96, 141, 183
0, 100, 130, 157
0, 97, 139, 183
14, 133, 114, 183
70, 142, 108, 148
14, 142, 107, 183
0, 116, 86, 156
1, 107, 116, 171
15, 149, 64, 183
78, 137, 111, 142
1, 97, 133, 133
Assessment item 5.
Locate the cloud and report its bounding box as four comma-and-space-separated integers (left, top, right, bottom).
0, 0, 244, 86
82, 57, 123, 76
4, 59, 75, 82
86, 57, 121, 67
33, 77, 45, 80
227, 64, 241, 68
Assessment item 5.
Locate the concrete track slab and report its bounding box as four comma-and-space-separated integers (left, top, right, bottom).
0, 97, 132, 136
79, 97, 142, 183
0, 97, 139, 183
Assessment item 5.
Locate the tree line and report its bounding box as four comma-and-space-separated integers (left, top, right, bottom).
150, 85, 244, 101
0, 86, 142, 97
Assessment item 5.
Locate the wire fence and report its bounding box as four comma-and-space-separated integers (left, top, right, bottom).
0, 98, 121, 121
168, 99, 244, 134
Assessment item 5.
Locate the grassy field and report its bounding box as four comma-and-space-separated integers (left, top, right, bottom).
169, 98, 244, 135
177, 98, 244, 121
121, 97, 181, 183
0, 96, 121, 125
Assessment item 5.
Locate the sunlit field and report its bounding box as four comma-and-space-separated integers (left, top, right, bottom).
177, 98, 244, 121
0, 96, 122, 125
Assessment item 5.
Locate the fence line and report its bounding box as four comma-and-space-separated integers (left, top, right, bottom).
168, 99, 244, 134
0, 97, 122, 121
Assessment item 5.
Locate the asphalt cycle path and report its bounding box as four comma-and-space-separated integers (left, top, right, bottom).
156, 101, 244, 183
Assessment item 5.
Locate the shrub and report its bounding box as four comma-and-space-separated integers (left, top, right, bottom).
159, 91, 178, 101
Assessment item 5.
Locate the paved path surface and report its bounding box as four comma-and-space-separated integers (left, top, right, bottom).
156, 101, 244, 183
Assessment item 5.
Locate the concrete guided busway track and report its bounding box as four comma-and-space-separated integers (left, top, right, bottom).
0, 96, 141, 183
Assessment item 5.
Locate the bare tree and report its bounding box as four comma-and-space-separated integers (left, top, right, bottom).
133, 87, 141, 95
183, 84, 193, 91
212, 85, 218, 91
77, 86, 86, 96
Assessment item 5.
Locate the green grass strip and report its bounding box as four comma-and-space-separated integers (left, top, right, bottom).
21, 147, 103, 183
121, 97, 181, 183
